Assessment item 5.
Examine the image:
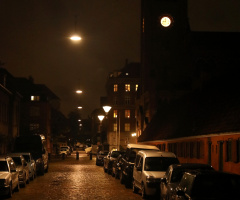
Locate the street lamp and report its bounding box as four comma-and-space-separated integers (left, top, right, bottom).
98, 115, 105, 123
102, 106, 111, 116
76, 90, 83, 94
70, 15, 82, 41
78, 106, 82, 109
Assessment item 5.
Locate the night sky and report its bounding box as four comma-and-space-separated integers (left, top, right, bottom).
0, 0, 239, 118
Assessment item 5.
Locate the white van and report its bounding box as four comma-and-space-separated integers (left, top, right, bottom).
132, 150, 179, 198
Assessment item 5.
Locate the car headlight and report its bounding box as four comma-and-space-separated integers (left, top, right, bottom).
36, 158, 43, 163
146, 175, 156, 182
3, 179, 9, 186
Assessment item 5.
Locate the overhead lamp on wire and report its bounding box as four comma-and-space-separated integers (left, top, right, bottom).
70, 15, 82, 41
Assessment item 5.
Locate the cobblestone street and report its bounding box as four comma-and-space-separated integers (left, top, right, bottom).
8, 151, 142, 200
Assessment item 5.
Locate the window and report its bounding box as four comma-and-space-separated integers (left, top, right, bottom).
125, 84, 130, 92
29, 123, 39, 131
135, 84, 138, 91
125, 96, 130, 105
125, 123, 130, 131
113, 110, 118, 118
125, 110, 130, 118
113, 123, 117, 131
114, 84, 118, 92
31, 96, 40, 101
29, 106, 40, 117
114, 97, 118, 105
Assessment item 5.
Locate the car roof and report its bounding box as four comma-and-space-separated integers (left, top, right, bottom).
137, 150, 177, 158
170, 163, 213, 170
184, 169, 240, 179
127, 143, 159, 150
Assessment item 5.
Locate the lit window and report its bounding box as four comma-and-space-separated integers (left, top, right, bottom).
113, 123, 117, 131
125, 110, 130, 118
113, 110, 118, 118
29, 123, 39, 131
31, 96, 40, 101
125, 123, 130, 131
125, 84, 130, 92
135, 84, 138, 91
114, 84, 118, 92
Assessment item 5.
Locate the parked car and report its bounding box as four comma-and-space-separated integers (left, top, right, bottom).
120, 144, 160, 188
13, 135, 49, 176
0, 156, 19, 198
59, 146, 71, 156
103, 150, 124, 174
175, 170, 240, 200
8, 153, 30, 187
21, 152, 37, 180
160, 163, 214, 200
132, 150, 179, 198
111, 153, 125, 179
96, 151, 109, 166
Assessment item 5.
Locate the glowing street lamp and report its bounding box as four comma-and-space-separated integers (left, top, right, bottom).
70, 15, 82, 41
76, 90, 83, 94
102, 106, 112, 115
98, 115, 105, 123
78, 106, 82, 109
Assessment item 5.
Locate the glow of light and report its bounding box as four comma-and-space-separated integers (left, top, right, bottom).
131, 133, 137, 137
70, 35, 82, 41
98, 115, 105, 121
103, 106, 112, 114
78, 106, 82, 109
76, 90, 83, 94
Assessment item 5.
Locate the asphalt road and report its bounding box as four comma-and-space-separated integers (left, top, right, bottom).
7, 151, 143, 200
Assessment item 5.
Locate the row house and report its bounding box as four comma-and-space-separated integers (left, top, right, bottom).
0, 68, 21, 154
104, 62, 140, 150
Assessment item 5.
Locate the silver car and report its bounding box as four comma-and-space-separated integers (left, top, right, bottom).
21, 153, 37, 180
0, 156, 20, 197
8, 153, 30, 187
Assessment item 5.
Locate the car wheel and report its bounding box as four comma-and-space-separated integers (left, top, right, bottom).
115, 171, 119, 179
120, 171, 125, 184
103, 166, 107, 173
15, 181, 20, 192
45, 164, 49, 173
132, 180, 139, 193
141, 183, 147, 199
8, 183, 12, 198
22, 177, 26, 188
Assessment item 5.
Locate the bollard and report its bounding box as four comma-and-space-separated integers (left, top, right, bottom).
90, 152, 92, 160
76, 151, 79, 160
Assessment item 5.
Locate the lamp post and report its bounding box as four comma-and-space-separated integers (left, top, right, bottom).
70, 15, 82, 41
97, 115, 105, 144
102, 105, 111, 150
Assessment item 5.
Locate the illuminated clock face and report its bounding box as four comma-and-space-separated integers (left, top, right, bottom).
160, 16, 172, 27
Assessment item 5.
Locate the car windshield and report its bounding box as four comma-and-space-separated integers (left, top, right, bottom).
0, 161, 8, 171
145, 157, 179, 171
12, 157, 22, 166
22, 155, 30, 162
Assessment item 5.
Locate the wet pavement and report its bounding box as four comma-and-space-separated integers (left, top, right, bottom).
8, 151, 142, 200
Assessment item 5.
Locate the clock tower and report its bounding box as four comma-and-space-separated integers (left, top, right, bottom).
139, 0, 191, 129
